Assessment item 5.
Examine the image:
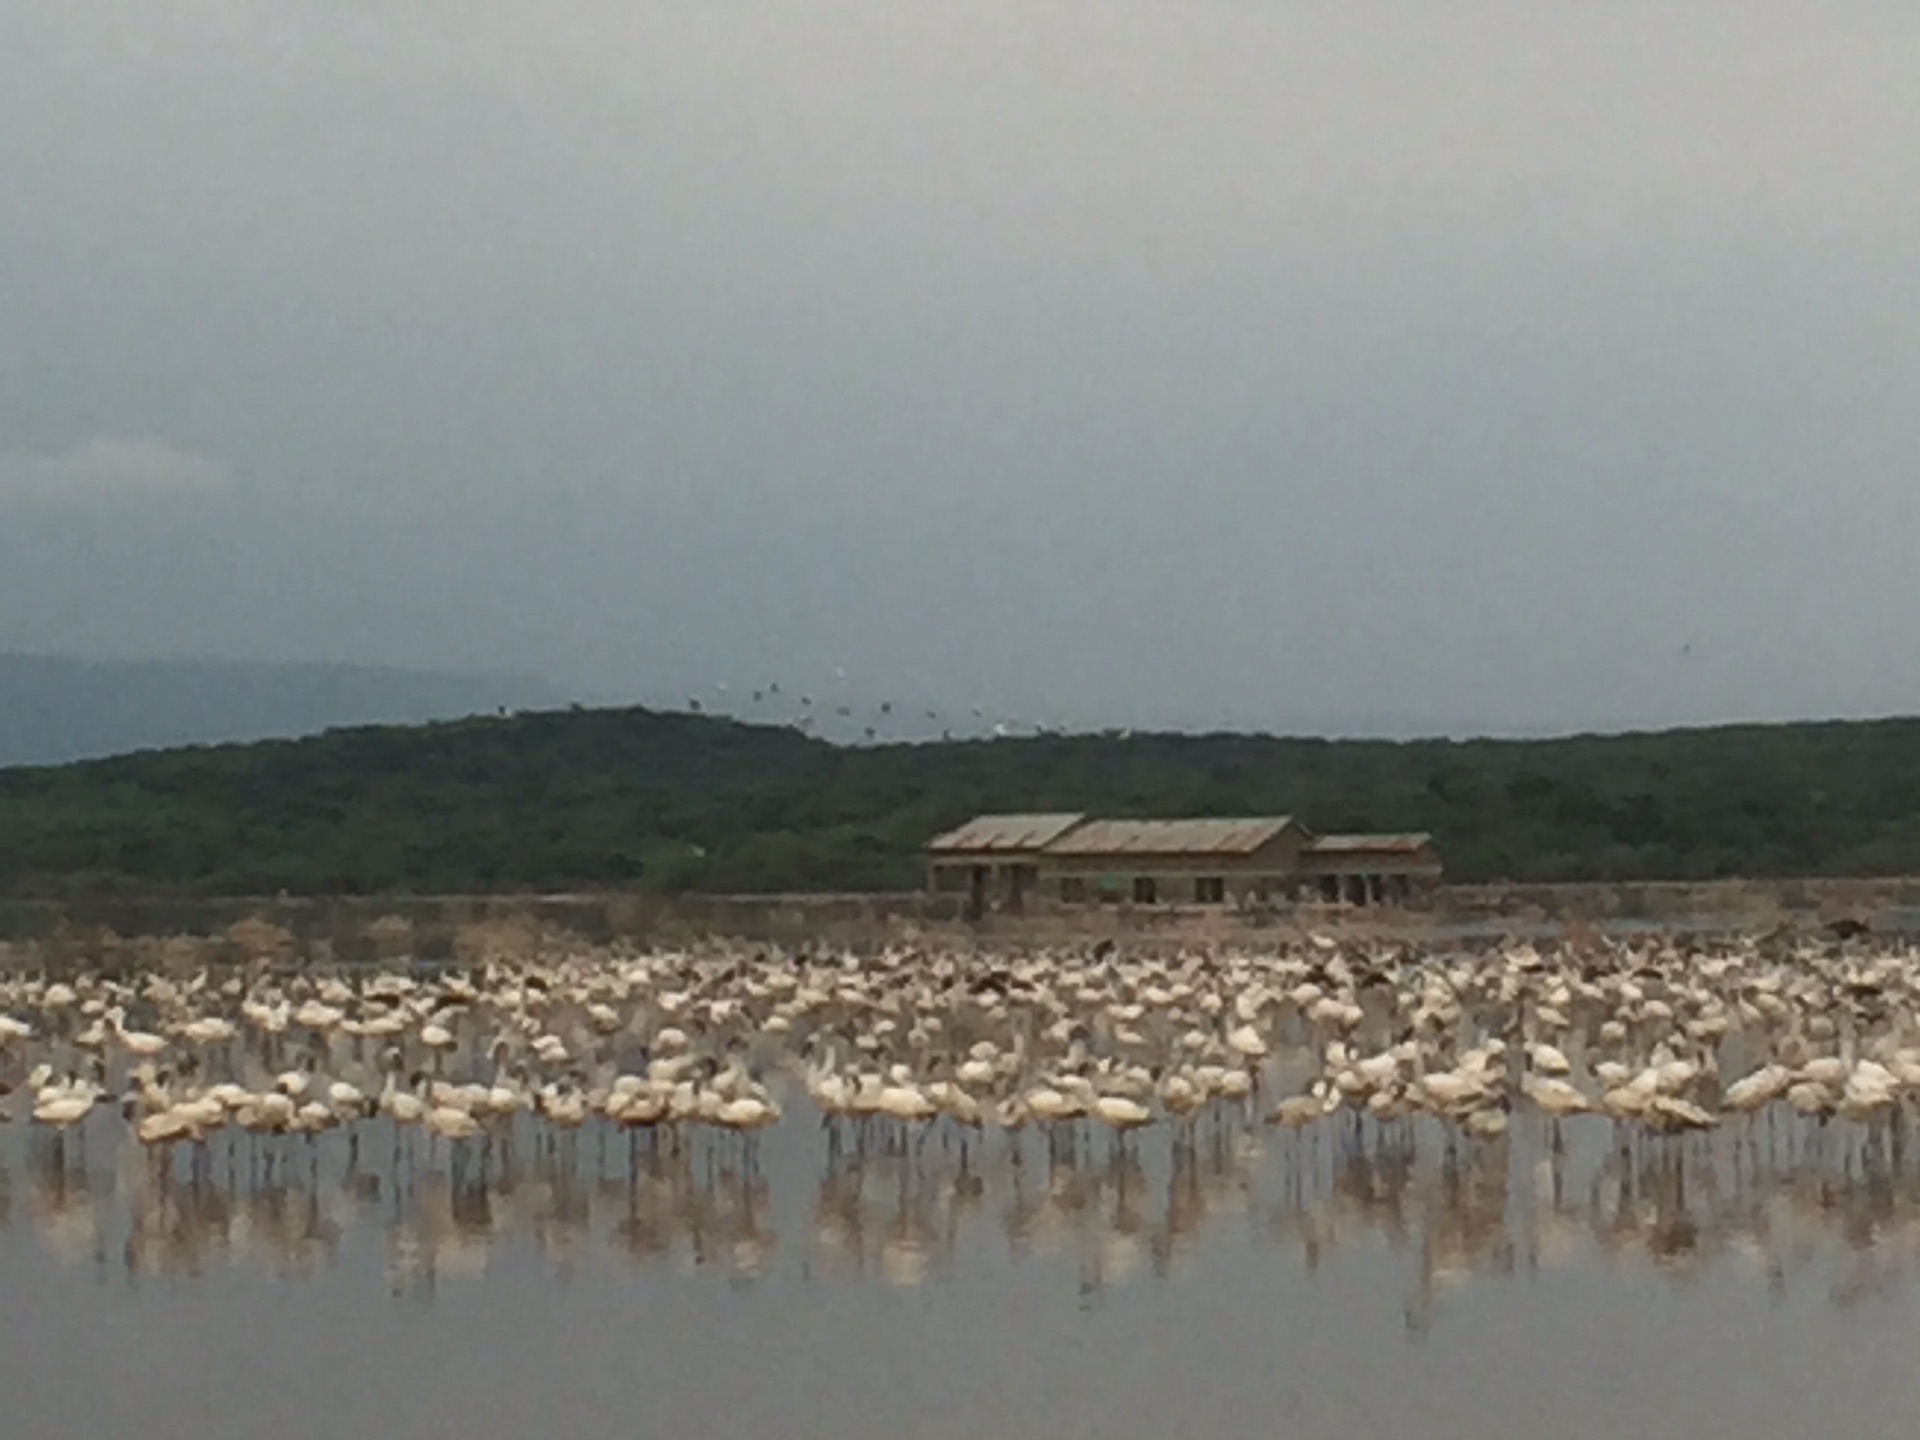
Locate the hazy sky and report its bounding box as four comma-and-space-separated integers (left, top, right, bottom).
3, 3, 1917, 737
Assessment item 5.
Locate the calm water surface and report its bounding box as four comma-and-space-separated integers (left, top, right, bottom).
2, 1110, 1916, 1440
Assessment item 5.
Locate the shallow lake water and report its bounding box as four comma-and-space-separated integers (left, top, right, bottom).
3, 1107, 1917, 1440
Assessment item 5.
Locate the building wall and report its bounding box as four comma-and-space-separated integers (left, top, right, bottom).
1037, 830, 1308, 905
925, 854, 1043, 912
927, 855, 1041, 885
1296, 846, 1442, 878
1298, 849, 1442, 882
1296, 844, 1443, 905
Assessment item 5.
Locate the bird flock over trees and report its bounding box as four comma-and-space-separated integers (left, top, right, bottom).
681, 666, 1065, 744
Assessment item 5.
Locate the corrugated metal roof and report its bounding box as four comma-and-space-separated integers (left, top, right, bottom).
1305, 833, 1434, 854
1042, 817, 1296, 857
926, 813, 1087, 854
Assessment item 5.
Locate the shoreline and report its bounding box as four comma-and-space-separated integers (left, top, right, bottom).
0, 872, 1915, 962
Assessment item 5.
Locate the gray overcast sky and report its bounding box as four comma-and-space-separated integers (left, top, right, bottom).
2, 3, 1917, 737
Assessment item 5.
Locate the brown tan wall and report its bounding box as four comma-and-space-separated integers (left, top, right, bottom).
4, 873, 1920, 971
1038, 831, 1306, 904
1297, 846, 1442, 877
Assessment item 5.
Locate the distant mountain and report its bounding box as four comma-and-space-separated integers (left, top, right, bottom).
0, 654, 568, 767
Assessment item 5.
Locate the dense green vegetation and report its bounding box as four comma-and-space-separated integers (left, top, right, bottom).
3, 706, 1920, 897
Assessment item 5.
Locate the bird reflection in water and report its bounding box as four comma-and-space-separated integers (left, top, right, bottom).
5, 932, 1920, 1333
0, 1102, 1919, 1327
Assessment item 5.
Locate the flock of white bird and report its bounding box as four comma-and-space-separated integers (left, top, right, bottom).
2, 928, 1918, 1162
7, 929, 1920, 1307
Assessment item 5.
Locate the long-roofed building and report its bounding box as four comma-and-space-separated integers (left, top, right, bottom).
924, 813, 1441, 911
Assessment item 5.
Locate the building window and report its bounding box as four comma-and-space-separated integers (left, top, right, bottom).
1193, 876, 1225, 904
1319, 875, 1341, 902
1132, 876, 1158, 904
1059, 877, 1087, 903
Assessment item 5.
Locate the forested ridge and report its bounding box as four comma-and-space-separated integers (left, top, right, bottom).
2, 706, 1919, 897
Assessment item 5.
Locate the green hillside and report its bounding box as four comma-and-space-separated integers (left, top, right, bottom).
3, 706, 1920, 897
